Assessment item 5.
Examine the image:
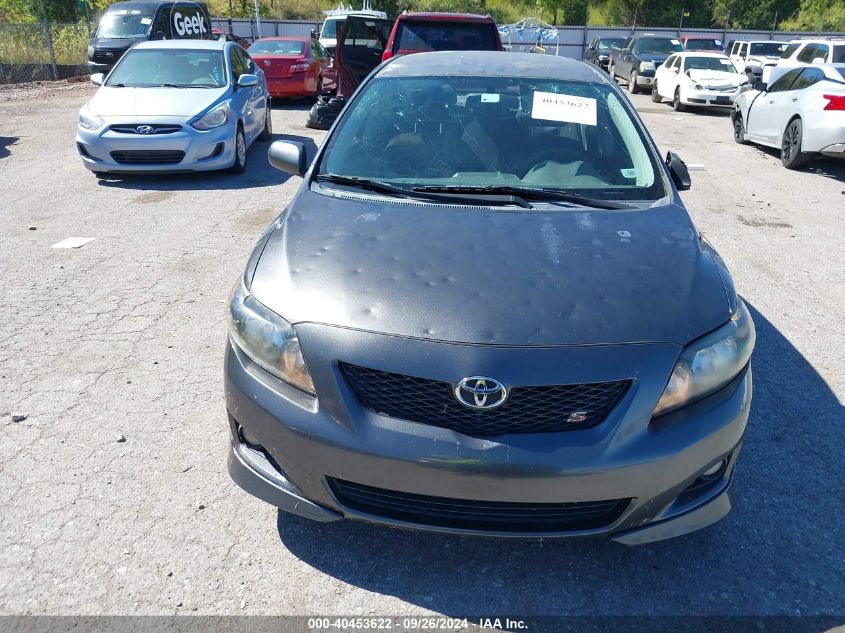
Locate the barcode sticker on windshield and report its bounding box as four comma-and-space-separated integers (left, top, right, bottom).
480, 93, 500, 103
531, 92, 597, 126
140, 17, 152, 24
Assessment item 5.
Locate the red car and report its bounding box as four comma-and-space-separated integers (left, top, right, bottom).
381, 12, 504, 62
249, 37, 337, 99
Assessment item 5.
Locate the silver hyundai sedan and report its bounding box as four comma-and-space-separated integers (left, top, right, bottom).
225, 52, 755, 544
76, 39, 271, 175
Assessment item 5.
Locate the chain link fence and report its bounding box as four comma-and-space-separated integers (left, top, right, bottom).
0, 21, 91, 84
1, 15, 843, 85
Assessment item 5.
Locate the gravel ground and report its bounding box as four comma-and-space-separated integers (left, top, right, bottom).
0, 80, 843, 620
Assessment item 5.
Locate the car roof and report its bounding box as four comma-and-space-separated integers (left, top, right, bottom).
134, 39, 227, 50
675, 51, 729, 57
397, 12, 495, 22
104, 0, 203, 11
378, 51, 609, 83
253, 36, 309, 42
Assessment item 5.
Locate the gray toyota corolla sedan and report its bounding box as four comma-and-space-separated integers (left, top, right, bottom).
225, 51, 755, 544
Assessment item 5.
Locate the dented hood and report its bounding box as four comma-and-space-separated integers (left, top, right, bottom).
687, 68, 743, 88
250, 189, 732, 346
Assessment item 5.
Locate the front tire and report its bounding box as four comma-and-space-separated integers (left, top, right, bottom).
781, 117, 810, 169
651, 80, 661, 103
258, 104, 272, 142
629, 70, 640, 94
732, 113, 747, 144
228, 125, 247, 173
673, 87, 686, 112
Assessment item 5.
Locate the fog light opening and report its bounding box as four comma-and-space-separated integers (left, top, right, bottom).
237, 423, 263, 449
702, 460, 725, 478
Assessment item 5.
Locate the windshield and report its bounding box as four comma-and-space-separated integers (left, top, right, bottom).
684, 39, 722, 51
750, 42, 787, 56
319, 76, 665, 203
684, 56, 737, 73
321, 19, 341, 39
107, 49, 226, 87
97, 12, 153, 39
598, 38, 624, 51
635, 37, 684, 54
250, 40, 305, 55
395, 21, 497, 53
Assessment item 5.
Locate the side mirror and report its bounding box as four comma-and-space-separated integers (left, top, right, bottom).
90, 73, 104, 85
237, 73, 258, 88
155, 30, 166, 40
665, 151, 691, 191
311, 29, 318, 39
268, 140, 307, 177
756, 82, 768, 92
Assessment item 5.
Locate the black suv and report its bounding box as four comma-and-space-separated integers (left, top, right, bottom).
608, 34, 684, 93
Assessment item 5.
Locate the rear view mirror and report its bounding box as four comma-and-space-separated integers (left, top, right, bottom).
237, 73, 258, 88
811, 56, 825, 64
90, 73, 104, 85
665, 151, 691, 191
269, 140, 307, 177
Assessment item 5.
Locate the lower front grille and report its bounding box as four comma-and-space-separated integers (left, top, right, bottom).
328, 478, 630, 532
341, 363, 631, 436
110, 150, 185, 165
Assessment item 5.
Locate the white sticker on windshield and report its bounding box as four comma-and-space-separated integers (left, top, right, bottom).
719, 58, 732, 65
532, 91, 597, 126
140, 17, 152, 24
480, 93, 500, 103
620, 168, 638, 179
671, 39, 681, 45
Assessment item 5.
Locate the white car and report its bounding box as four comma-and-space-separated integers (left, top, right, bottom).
652, 52, 745, 111
731, 64, 845, 169
728, 40, 788, 72
778, 39, 845, 68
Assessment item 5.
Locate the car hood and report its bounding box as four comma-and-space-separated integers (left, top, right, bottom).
250, 190, 732, 346
89, 86, 228, 117
687, 69, 744, 87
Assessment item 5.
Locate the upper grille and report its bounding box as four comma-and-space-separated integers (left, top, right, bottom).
110, 124, 182, 135
328, 478, 630, 533
92, 49, 121, 64
110, 150, 185, 165
341, 363, 630, 437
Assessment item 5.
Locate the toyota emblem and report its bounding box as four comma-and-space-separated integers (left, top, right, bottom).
454, 376, 508, 410
136, 125, 154, 135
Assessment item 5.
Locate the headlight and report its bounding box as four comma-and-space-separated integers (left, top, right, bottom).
87, 45, 94, 58
598, 54, 609, 61
653, 300, 755, 417
693, 82, 704, 90
191, 101, 229, 130
639, 61, 655, 72
78, 106, 103, 130
226, 278, 316, 395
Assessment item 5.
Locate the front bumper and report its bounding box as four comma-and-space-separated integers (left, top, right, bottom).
75, 117, 236, 173
684, 87, 741, 107
224, 325, 752, 544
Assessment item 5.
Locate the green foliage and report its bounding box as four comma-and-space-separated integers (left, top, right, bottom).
780, 0, 845, 30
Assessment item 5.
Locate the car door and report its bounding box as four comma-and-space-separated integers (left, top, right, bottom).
239, 47, 267, 141
618, 38, 634, 76
229, 46, 257, 139
335, 15, 392, 98
746, 68, 804, 143
655, 54, 675, 97
585, 38, 597, 63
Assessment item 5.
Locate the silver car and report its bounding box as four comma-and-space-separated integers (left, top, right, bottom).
76, 39, 271, 175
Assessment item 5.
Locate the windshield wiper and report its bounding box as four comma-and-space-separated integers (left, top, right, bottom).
315, 174, 533, 208
412, 185, 631, 210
